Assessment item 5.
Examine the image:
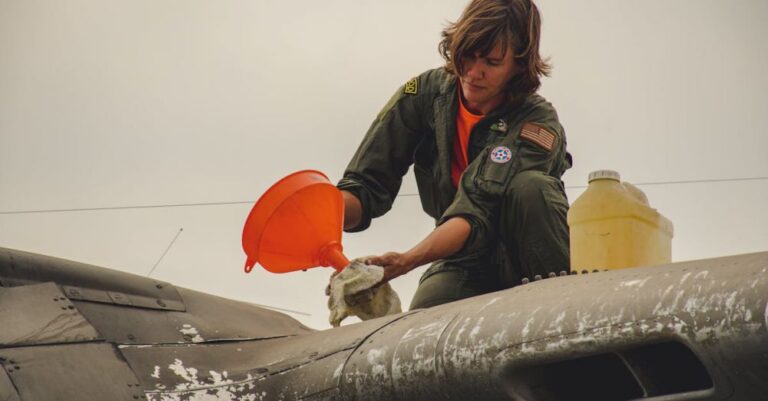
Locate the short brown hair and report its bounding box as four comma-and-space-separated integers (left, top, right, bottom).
439, 0, 551, 101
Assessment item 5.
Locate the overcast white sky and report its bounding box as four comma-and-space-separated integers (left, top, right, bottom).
1, 0, 767, 329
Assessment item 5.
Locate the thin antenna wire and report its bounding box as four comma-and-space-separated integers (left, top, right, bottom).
562, 176, 768, 190
0, 201, 252, 215
138, 227, 313, 316
0, 176, 765, 214
147, 228, 183, 277
397, 175, 768, 194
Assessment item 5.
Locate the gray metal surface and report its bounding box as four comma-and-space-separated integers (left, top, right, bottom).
0, 247, 185, 311
0, 246, 313, 345
0, 343, 143, 401
70, 287, 314, 344
0, 282, 100, 346
120, 313, 411, 399
335, 252, 768, 401
0, 366, 21, 401
1, 246, 767, 401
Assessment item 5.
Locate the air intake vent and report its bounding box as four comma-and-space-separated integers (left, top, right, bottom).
622, 341, 713, 396
502, 341, 713, 400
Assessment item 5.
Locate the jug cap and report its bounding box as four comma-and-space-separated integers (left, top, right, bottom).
588, 170, 620, 183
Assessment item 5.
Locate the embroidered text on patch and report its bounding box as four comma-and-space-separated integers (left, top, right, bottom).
404, 78, 418, 95
520, 123, 555, 151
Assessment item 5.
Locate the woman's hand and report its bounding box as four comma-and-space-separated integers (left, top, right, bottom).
364, 216, 471, 283
366, 252, 419, 282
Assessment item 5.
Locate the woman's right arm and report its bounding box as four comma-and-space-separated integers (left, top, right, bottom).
341, 190, 363, 231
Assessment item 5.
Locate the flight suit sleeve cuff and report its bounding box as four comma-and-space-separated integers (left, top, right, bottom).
337, 179, 373, 233
437, 212, 490, 257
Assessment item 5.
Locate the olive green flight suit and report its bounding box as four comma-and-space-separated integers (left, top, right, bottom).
338, 67, 572, 309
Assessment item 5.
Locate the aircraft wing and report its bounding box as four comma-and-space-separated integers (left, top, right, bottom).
1, 247, 767, 400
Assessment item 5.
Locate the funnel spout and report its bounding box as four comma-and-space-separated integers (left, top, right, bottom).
319, 242, 350, 271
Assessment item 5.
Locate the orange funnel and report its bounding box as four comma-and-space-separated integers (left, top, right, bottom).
242, 170, 350, 274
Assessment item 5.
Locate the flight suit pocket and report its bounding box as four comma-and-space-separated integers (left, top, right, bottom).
473, 145, 516, 195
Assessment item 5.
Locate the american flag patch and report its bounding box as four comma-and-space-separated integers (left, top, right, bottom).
520, 123, 556, 151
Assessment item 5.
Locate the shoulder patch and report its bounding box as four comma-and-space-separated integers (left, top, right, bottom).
404, 78, 418, 95
520, 123, 556, 151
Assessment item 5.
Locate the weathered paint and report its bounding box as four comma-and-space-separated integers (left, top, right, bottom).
179, 324, 205, 343
335, 252, 768, 400
144, 358, 260, 401
2, 247, 768, 400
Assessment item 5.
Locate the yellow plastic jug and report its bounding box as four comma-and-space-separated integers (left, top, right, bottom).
568, 170, 673, 270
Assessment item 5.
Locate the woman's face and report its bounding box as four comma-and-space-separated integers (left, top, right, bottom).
459, 43, 518, 114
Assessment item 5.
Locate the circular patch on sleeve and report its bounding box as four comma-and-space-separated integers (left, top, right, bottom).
490, 146, 512, 163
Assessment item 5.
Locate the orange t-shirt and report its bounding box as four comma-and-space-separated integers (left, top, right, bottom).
451, 94, 484, 187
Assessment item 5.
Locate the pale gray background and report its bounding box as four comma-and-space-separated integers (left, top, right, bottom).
1, 0, 766, 329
